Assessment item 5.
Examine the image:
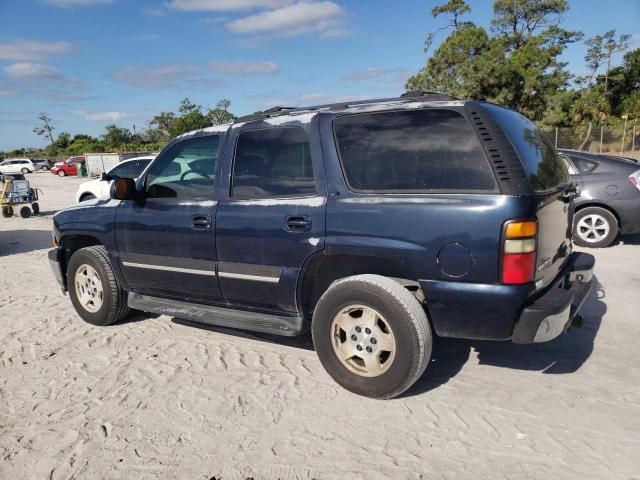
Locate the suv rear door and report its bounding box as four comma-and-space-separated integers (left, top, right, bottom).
215, 120, 326, 314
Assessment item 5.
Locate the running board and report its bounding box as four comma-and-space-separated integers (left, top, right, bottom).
128, 292, 305, 337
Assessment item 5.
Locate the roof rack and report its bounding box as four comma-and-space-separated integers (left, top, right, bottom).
233, 91, 458, 124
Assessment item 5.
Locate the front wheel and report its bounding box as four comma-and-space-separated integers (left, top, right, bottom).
41, 166, 50, 171
312, 274, 432, 399
21, 168, 30, 174
1, 206, 13, 218
67, 245, 130, 325
57, 170, 65, 177
573, 207, 618, 248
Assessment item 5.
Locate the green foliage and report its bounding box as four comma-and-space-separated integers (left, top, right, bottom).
1, 98, 237, 160
408, 0, 636, 129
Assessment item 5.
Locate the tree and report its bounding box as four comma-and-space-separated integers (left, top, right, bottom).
147, 112, 177, 142
103, 124, 133, 148
491, 0, 573, 49
168, 98, 210, 137
207, 98, 235, 125
584, 33, 608, 87
54, 132, 71, 149
33, 113, 55, 147
424, 0, 472, 51
601, 30, 631, 93
407, 0, 581, 121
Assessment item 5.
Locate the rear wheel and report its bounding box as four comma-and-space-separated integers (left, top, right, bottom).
21, 168, 29, 174
573, 207, 618, 248
312, 274, 431, 399
1, 206, 13, 218
32, 202, 40, 215
67, 245, 129, 326
41, 165, 50, 171
58, 170, 65, 177
19, 206, 31, 218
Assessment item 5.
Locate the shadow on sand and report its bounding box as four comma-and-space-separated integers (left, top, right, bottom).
166, 276, 606, 398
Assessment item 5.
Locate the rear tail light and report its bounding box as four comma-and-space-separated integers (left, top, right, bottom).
629, 169, 640, 192
501, 220, 537, 285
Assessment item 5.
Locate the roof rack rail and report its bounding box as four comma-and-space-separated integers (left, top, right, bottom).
233, 92, 460, 124
401, 91, 457, 100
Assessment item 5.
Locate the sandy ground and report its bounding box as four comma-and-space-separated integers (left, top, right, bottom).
1, 172, 639, 480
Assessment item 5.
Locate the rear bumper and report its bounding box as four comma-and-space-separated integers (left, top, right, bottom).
48, 247, 67, 292
512, 252, 594, 344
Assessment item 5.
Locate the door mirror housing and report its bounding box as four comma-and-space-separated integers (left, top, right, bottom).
100, 172, 109, 181
110, 177, 137, 201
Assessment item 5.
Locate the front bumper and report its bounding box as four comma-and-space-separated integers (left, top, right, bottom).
48, 247, 66, 292
512, 252, 595, 344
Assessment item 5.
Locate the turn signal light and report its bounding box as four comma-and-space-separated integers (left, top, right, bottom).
501, 219, 537, 285
505, 220, 537, 238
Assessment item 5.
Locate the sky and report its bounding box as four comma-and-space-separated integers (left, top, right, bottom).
0, 0, 638, 151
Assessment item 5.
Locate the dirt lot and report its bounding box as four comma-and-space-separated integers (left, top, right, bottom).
1, 173, 639, 480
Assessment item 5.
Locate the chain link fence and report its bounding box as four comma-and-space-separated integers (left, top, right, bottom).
540, 125, 640, 157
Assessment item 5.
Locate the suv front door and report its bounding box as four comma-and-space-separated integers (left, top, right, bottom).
216, 124, 327, 314
114, 134, 223, 303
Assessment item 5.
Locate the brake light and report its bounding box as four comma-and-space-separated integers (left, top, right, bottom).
501, 220, 537, 285
629, 169, 640, 192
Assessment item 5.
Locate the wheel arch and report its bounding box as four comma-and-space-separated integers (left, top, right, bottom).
574, 202, 621, 227
59, 234, 103, 286
297, 253, 423, 318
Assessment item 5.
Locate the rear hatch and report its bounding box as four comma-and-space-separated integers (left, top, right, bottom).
478, 103, 573, 288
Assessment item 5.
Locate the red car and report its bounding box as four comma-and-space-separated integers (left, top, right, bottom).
51, 156, 85, 177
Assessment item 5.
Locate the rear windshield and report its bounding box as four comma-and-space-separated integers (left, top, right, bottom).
333, 109, 496, 193
481, 104, 568, 193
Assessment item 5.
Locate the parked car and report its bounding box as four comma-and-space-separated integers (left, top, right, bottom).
0, 158, 34, 174
49, 93, 594, 399
559, 149, 640, 247
75, 155, 154, 203
32, 158, 54, 171
51, 156, 85, 177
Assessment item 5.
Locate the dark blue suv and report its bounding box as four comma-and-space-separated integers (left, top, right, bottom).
49, 93, 595, 399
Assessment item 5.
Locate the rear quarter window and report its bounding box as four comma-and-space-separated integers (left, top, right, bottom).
333, 109, 497, 193
480, 104, 569, 193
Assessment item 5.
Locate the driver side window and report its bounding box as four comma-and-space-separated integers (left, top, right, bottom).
146, 135, 220, 199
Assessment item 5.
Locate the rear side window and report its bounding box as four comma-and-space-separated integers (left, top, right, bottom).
333, 109, 496, 193
232, 127, 315, 199
571, 157, 598, 174
481, 104, 569, 193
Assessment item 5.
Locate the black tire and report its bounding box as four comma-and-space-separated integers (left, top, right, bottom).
1, 206, 13, 218
41, 166, 50, 171
80, 193, 97, 202
19, 206, 31, 218
573, 206, 618, 248
58, 170, 65, 177
67, 245, 130, 326
32, 202, 40, 215
312, 274, 432, 399
21, 168, 29, 174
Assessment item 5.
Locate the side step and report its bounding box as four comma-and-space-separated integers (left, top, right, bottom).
128, 292, 305, 337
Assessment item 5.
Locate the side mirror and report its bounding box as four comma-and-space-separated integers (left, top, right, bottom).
110, 177, 137, 201
100, 172, 108, 181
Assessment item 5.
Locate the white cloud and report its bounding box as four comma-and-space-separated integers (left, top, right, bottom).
167, 0, 293, 11
112, 64, 201, 88
4, 62, 61, 79
73, 110, 134, 122
0, 40, 74, 61
341, 68, 412, 85
226, 1, 345, 37
209, 60, 278, 75
41, 0, 113, 7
